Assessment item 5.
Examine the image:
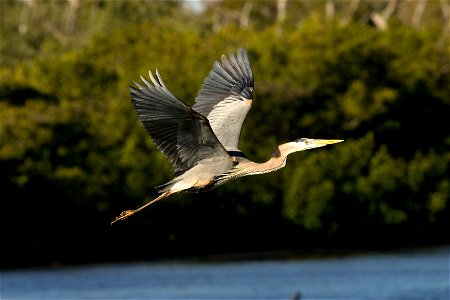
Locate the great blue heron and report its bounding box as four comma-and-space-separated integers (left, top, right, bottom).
112, 48, 343, 224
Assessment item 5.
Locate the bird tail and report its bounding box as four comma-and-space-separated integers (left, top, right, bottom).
155, 178, 181, 193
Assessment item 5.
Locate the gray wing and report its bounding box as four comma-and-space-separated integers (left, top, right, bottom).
130, 70, 229, 176
192, 48, 254, 152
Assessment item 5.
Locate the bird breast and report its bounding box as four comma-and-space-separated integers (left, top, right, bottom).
170, 156, 235, 193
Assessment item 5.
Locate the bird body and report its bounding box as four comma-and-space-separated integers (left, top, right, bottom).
112, 48, 342, 224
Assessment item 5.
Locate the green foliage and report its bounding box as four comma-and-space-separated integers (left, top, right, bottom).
1, 1, 449, 266
283, 133, 448, 233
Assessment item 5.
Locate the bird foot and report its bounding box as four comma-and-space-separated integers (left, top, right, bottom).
111, 210, 135, 225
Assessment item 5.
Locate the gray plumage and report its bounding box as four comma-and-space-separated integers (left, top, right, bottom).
130, 70, 229, 178
193, 48, 254, 152
112, 48, 343, 224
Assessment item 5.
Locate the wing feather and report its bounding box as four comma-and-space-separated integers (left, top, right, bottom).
130, 71, 229, 176
193, 48, 254, 151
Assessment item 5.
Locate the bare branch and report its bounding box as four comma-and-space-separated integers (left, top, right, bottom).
412, 0, 427, 29
370, 12, 388, 31
65, 0, 80, 35
381, 0, 398, 20
342, 0, 360, 26
370, 0, 398, 31
277, 0, 288, 23
240, 1, 253, 28
325, 0, 335, 21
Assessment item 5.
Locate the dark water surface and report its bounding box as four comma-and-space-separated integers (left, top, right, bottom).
2, 247, 448, 299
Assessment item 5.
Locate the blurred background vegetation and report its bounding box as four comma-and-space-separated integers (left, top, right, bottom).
1, 0, 449, 268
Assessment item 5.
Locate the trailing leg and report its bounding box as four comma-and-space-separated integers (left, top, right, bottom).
111, 191, 173, 225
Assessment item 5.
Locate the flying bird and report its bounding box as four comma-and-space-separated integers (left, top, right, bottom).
112, 48, 343, 224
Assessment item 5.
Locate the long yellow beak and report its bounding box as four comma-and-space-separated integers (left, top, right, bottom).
289, 138, 344, 154
310, 139, 344, 146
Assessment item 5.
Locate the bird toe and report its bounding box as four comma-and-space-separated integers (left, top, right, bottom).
111, 210, 134, 225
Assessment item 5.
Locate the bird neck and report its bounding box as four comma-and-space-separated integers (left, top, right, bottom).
243, 147, 287, 176
261, 154, 288, 174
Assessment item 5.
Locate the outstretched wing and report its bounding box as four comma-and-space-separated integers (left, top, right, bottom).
130, 70, 229, 176
193, 48, 254, 152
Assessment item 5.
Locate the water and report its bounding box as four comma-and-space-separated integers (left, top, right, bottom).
1, 248, 448, 299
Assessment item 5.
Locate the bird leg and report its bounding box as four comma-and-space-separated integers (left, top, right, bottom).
111, 191, 172, 225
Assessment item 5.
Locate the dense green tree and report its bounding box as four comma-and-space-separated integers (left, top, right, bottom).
1, 1, 448, 267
